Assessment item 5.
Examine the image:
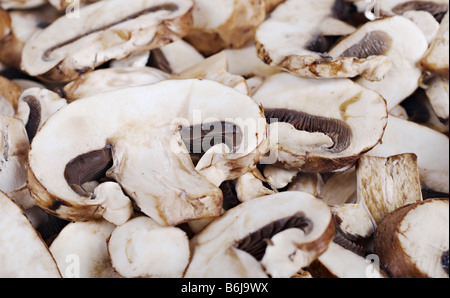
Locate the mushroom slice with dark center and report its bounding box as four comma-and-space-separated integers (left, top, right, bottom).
255, 0, 392, 81
374, 198, 449, 278
21, 0, 194, 83
329, 16, 428, 111
27, 79, 267, 226
185, 192, 334, 278
253, 72, 388, 173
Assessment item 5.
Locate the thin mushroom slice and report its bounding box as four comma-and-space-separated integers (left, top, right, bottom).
319, 167, 357, 206
367, 115, 449, 194
253, 72, 388, 173
421, 11, 449, 79
108, 216, 190, 278
185, 192, 335, 278
15, 88, 67, 143
184, 0, 266, 56
49, 219, 120, 278
28, 79, 267, 226
0, 75, 22, 117
374, 198, 449, 278
376, 0, 449, 22
255, 0, 393, 81
356, 153, 423, 226
62, 67, 170, 102
0, 191, 61, 278
235, 168, 276, 203
21, 0, 194, 82
425, 76, 449, 123
0, 0, 47, 9
330, 16, 429, 111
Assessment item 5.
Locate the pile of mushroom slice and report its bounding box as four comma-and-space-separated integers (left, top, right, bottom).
0, 0, 449, 279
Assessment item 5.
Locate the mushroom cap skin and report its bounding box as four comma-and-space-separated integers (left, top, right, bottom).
255, 0, 394, 81
329, 16, 429, 111
0, 191, 61, 278
374, 198, 449, 278
184, 191, 335, 278
108, 216, 190, 278
21, 0, 194, 82
27, 79, 267, 227
49, 219, 120, 278
253, 72, 388, 173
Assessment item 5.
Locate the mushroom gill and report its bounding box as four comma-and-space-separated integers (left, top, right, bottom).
64, 145, 114, 197
339, 31, 392, 59
235, 212, 313, 261
265, 108, 352, 153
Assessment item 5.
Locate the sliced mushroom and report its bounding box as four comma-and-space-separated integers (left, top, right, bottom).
287, 173, 324, 197
21, 0, 194, 82
149, 39, 205, 74
235, 168, 276, 202
28, 79, 267, 226
109, 50, 151, 69
253, 72, 388, 173
0, 75, 22, 116
62, 67, 170, 102
263, 165, 298, 189
319, 167, 357, 206
425, 76, 449, 123
357, 153, 423, 225
367, 115, 449, 194
402, 10, 440, 44
0, 4, 62, 69
421, 11, 449, 79
255, 0, 393, 81
329, 16, 428, 111
307, 242, 386, 278
185, 192, 335, 278
108, 216, 190, 278
0, 7, 10, 41
93, 182, 134, 226
0, 0, 47, 10
332, 203, 375, 241
379, 0, 449, 22
0, 191, 61, 278
374, 198, 449, 278
49, 219, 121, 278
15, 88, 67, 142
0, 115, 29, 199
171, 51, 249, 95
185, 0, 266, 56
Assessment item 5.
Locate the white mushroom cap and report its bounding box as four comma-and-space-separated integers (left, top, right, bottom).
108, 216, 190, 278
0, 191, 61, 278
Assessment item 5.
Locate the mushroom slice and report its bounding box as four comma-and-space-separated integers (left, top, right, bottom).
171, 51, 248, 95
332, 203, 375, 240
148, 39, 205, 74
263, 165, 298, 189
108, 216, 190, 278
62, 67, 170, 102
0, 5, 62, 69
402, 10, 440, 44
185, 192, 335, 278
255, 0, 392, 81
421, 11, 450, 79
319, 167, 357, 206
425, 76, 449, 122
381, 0, 449, 22
21, 0, 194, 82
0, 115, 29, 196
287, 173, 324, 197
93, 182, 133, 226
0, 191, 61, 278
253, 72, 388, 173
28, 79, 266, 226
367, 115, 449, 194
307, 242, 386, 278
49, 219, 120, 278
356, 153, 423, 225
330, 16, 428, 110
235, 168, 276, 203
185, 0, 266, 56
0, 8, 9, 41
15, 88, 67, 143
374, 198, 449, 278
0, 75, 22, 117
0, 0, 47, 9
